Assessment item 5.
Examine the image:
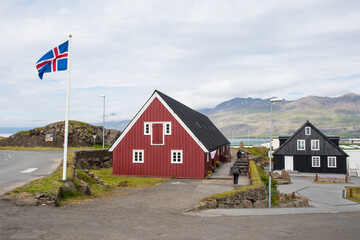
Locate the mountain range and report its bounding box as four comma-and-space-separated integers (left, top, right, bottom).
96, 93, 360, 138
4, 93, 359, 138
200, 93, 360, 137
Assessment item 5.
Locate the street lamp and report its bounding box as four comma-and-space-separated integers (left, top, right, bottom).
100, 95, 105, 149
269, 97, 283, 208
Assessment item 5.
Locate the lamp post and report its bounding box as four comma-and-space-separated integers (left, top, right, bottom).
100, 95, 105, 149
269, 97, 283, 208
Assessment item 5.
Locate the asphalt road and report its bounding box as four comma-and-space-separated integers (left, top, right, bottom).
1, 179, 360, 240
0, 150, 63, 195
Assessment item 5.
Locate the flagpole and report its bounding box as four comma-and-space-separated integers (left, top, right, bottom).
62, 34, 72, 181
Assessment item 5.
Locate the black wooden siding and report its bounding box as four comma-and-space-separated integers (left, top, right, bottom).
274, 155, 347, 174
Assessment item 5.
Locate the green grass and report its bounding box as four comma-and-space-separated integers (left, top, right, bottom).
11, 152, 75, 196
244, 146, 268, 159
203, 161, 263, 200
91, 168, 167, 188
345, 186, 360, 203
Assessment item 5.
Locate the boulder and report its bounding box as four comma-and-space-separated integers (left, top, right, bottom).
61, 181, 76, 192
281, 169, 291, 184
78, 180, 91, 195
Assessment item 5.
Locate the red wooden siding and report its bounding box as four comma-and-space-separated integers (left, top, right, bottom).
113, 97, 205, 179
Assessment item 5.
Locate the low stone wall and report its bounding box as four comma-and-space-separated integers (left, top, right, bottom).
200, 187, 267, 209
74, 150, 113, 169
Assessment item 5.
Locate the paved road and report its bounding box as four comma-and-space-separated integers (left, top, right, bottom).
1, 179, 360, 240
0, 150, 63, 195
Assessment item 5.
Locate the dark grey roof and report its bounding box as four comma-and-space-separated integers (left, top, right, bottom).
156, 90, 229, 151
273, 120, 348, 157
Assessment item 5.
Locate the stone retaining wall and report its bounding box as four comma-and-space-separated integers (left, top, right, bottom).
199, 186, 268, 209
74, 150, 113, 169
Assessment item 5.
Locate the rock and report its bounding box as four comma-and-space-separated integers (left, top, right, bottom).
78, 180, 91, 195
253, 199, 267, 208
241, 199, 253, 208
14, 198, 39, 206
0, 195, 14, 202
35, 192, 45, 199
61, 181, 76, 192
103, 160, 111, 168
281, 169, 291, 184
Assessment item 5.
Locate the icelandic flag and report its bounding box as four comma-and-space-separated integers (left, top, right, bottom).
36, 40, 69, 79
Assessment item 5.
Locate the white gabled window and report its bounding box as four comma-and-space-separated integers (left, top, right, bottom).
311, 140, 320, 150
305, 127, 311, 135
171, 150, 183, 164
312, 156, 320, 167
328, 156, 337, 168
144, 122, 151, 135
297, 139, 306, 150
133, 150, 144, 163
164, 122, 171, 135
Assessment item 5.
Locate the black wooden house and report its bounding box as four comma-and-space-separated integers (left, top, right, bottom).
273, 121, 348, 174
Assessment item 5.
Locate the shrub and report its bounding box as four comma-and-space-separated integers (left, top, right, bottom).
216, 161, 221, 168
258, 167, 279, 205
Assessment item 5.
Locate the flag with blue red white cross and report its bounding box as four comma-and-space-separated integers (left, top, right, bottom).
36, 40, 69, 79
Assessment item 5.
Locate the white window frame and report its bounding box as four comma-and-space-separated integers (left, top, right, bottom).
305, 127, 311, 135
164, 122, 171, 135
312, 156, 320, 167
132, 150, 144, 163
144, 122, 151, 135
327, 156, 337, 168
171, 150, 183, 164
297, 139, 306, 150
311, 139, 320, 150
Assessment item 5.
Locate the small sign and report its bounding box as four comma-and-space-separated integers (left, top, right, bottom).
45, 134, 53, 142
93, 135, 97, 139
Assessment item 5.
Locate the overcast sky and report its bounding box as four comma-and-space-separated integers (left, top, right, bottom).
0, 0, 359, 128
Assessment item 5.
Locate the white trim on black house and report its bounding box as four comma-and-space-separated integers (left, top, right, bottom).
273, 121, 348, 174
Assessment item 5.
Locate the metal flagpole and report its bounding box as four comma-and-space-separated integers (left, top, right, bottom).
62, 34, 72, 181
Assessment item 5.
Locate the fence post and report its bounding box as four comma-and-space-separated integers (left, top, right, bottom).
345, 175, 348, 183
350, 188, 353, 197
315, 174, 318, 181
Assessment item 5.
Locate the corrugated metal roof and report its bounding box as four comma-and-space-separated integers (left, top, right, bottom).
155, 90, 229, 151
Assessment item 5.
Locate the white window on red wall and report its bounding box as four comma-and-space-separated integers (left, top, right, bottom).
164, 122, 171, 135
171, 150, 183, 164
144, 122, 151, 135
133, 150, 144, 163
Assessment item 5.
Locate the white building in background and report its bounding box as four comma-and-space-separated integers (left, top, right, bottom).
261, 139, 280, 150
345, 150, 360, 177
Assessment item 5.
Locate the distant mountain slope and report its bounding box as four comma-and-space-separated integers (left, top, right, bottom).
98, 93, 360, 138
204, 93, 360, 137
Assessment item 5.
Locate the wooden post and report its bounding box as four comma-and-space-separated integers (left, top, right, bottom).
350, 188, 353, 197
345, 175, 348, 183
315, 174, 318, 181
292, 192, 295, 198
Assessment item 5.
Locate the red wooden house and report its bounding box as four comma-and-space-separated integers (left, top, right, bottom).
109, 90, 230, 179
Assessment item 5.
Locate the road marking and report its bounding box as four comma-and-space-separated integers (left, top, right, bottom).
20, 168, 38, 173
